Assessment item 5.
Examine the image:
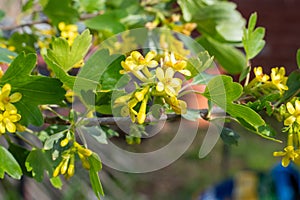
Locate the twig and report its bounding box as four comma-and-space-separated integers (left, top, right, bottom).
0, 20, 50, 31
43, 108, 225, 126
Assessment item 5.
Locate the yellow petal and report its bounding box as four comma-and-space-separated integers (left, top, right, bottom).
121, 61, 132, 71
282, 156, 291, 167
1, 83, 11, 98
273, 151, 286, 157
295, 116, 300, 125
58, 22, 66, 31
145, 50, 156, 62
147, 60, 158, 68
5, 103, 17, 112
156, 82, 164, 92
174, 61, 187, 70
9, 92, 22, 103
286, 102, 295, 114
284, 116, 296, 126
0, 102, 4, 110
295, 100, 300, 113
165, 86, 176, 96
165, 67, 175, 79
6, 121, 16, 133
131, 51, 142, 61
9, 114, 21, 122
170, 78, 182, 88
156, 67, 164, 81
179, 69, 191, 76
0, 122, 5, 133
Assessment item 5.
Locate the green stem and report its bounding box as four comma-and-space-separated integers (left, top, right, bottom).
15, 133, 38, 148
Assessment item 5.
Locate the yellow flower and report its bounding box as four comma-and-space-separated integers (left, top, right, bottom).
120, 51, 158, 80
156, 67, 182, 97
0, 109, 21, 134
271, 67, 288, 92
165, 96, 187, 114
134, 86, 150, 102
253, 67, 270, 82
58, 22, 79, 46
273, 146, 300, 167
284, 100, 300, 126
0, 83, 22, 111
163, 52, 191, 76
173, 23, 197, 36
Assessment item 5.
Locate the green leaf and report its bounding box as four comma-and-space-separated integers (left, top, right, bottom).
0, 146, 22, 179
43, 0, 79, 25
242, 12, 265, 60
177, 0, 205, 22
186, 51, 214, 78
1, 53, 65, 126
0, 47, 18, 63
43, 55, 76, 88
180, 0, 247, 42
220, 127, 239, 146
8, 32, 37, 53
281, 70, 300, 103
50, 176, 63, 189
88, 153, 102, 171
78, 0, 105, 13
297, 49, 300, 68
22, 0, 34, 12
25, 149, 52, 182
99, 55, 129, 90
44, 132, 65, 150
198, 36, 246, 74
85, 11, 126, 34
80, 126, 108, 144
46, 29, 92, 71
88, 153, 104, 199
8, 143, 31, 177
191, 72, 215, 85
202, 75, 274, 139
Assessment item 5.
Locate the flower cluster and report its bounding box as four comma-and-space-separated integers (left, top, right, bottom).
58, 22, 79, 46
53, 141, 93, 179
0, 84, 23, 134
115, 51, 189, 124
274, 98, 300, 167
245, 66, 288, 97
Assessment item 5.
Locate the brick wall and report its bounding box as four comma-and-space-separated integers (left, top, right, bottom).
232, 0, 300, 74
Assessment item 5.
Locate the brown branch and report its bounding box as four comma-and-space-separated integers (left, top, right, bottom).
0, 19, 50, 31
83, 113, 180, 127
43, 108, 225, 127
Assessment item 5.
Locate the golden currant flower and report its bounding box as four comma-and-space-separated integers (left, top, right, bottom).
165, 96, 187, 114
0, 83, 22, 111
284, 100, 300, 126
163, 52, 191, 76
0, 109, 21, 134
134, 86, 150, 102
271, 67, 288, 92
273, 146, 300, 167
253, 67, 270, 83
58, 22, 79, 46
137, 95, 148, 124
156, 67, 182, 97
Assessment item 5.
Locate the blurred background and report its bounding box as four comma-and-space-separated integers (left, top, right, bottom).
1, 0, 300, 199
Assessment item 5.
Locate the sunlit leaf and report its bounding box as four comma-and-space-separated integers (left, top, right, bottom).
0, 146, 22, 179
